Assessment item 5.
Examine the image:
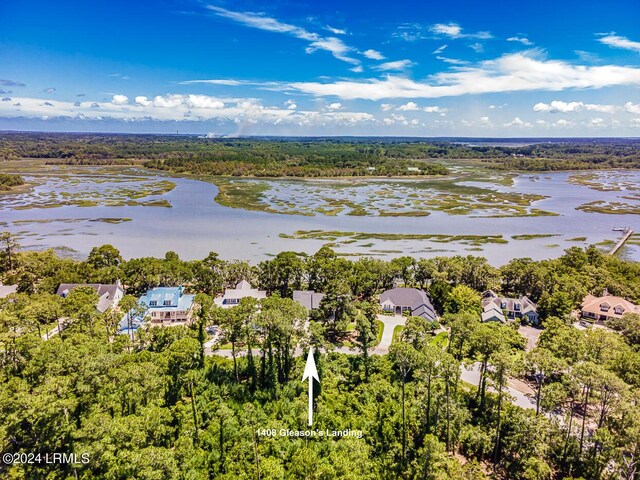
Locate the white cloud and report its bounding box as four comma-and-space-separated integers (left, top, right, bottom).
285, 99, 297, 110
325, 25, 346, 35
380, 103, 394, 111
287, 52, 640, 100
350, 65, 364, 73
589, 117, 604, 126
423, 106, 446, 113
430, 23, 492, 40
363, 49, 385, 60
598, 35, 640, 53
624, 102, 640, 114
134, 96, 152, 107
306, 36, 360, 65
180, 79, 246, 86
430, 23, 461, 37
503, 117, 532, 127
397, 101, 419, 111
206, 5, 360, 66
111, 94, 129, 105
436, 56, 468, 65
373, 59, 415, 71
507, 36, 533, 46
0, 93, 375, 127
533, 100, 617, 113
554, 119, 571, 127
432, 45, 448, 54
469, 43, 484, 53
327, 102, 342, 110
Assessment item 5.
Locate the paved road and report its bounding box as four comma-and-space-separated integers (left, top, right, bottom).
460, 363, 536, 410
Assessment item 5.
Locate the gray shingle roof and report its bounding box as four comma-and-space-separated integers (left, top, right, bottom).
293, 290, 325, 310
380, 287, 437, 321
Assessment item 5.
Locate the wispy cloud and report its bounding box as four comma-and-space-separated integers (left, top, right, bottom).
325, 25, 346, 35
598, 34, 640, 53
430, 23, 492, 40
432, 45, 448, 54
287, 52, 640, 100
180, 79, 247, 86
0, 79, 26, 87
205, 5, 361, 66
436, 56, 468, 65
373, 59, 415, 71
507, 36, 533, 46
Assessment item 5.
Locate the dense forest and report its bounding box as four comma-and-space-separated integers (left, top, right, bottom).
1, 133, 640, 176
1, 233, 639, 479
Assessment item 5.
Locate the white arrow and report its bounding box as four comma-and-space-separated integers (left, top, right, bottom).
302, 347, 320, 426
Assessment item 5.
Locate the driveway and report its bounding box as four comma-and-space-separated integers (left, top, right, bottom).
460, 363, 536, 410
373, 314, 406, 354
518, 325, 542, 352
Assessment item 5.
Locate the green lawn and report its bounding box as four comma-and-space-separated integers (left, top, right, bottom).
430, 331, 449, 348
376, 320, 384, 346
392, 325, 404, 344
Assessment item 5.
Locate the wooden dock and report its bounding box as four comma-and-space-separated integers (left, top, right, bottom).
609, 228, 634, 255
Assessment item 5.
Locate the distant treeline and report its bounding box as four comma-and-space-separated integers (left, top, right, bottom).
0, 173, 25, 191
1, 132, 640, 175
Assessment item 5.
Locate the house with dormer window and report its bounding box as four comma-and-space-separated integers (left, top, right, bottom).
214, 280, 267, 308
119, 286, 195, 335
57, 280, 124, 313
481, 290, 539, 324
581, 291, 640, 322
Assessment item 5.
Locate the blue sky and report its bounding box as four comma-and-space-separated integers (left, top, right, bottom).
1, 0, 639, 136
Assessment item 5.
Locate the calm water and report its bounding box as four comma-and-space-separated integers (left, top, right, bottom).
1, 169, 638, 265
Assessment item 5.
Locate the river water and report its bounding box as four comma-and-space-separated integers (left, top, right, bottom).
1, 169, 638, 265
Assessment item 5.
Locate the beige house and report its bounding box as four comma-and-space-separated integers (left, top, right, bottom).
581, 292, 640, 322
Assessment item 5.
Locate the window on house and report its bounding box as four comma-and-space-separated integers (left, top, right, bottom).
163, 300, 171, 306
500, 301, 507, 309
614, 307, 624, 315
514, 303, 521, 311
600, 304, 610, 312
149, 300, 157, 306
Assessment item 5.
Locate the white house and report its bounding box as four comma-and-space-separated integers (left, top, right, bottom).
215, 280, 267, 308
57, 280, 124, 313
379, 287, 437, 321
